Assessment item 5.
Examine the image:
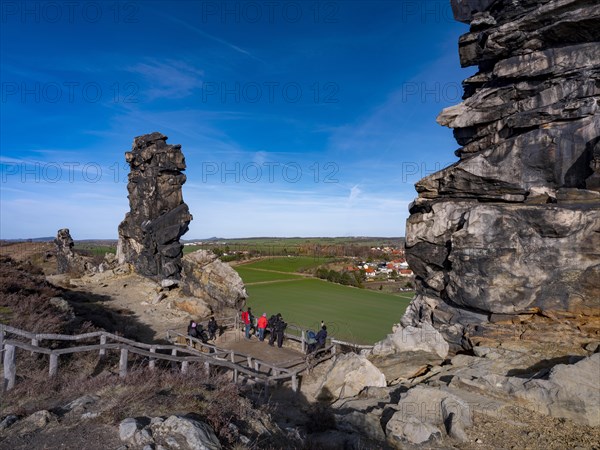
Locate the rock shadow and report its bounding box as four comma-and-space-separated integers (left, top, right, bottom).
60, 288, 158, 343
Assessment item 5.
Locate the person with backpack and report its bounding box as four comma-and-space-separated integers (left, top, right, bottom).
306, 329, 318, 353
241, 307, 252, 339
315, 325, 328, 352
207, 317, 218, 341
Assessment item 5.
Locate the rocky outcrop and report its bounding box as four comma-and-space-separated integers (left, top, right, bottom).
404, 0, 600, 352
54, 228, 91, 274
181, 250, 247, 312
369, 322, 448, 382
117, 132, 192, 280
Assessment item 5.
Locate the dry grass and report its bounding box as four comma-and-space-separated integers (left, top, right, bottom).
0, 255, 302, 449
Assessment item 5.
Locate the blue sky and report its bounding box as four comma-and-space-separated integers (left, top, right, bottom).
0, 0, 472, 239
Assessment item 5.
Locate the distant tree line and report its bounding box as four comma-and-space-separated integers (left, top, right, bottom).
315, 267, 366, 288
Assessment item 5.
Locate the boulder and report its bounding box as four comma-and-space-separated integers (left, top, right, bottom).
181, 250, 247, 311
120, 415, 222, 450
116, 132, 193, 280
316, 353, 386, 401
385, 386, 472, 446
372, 322, 449, 359
151, 415, 222, 450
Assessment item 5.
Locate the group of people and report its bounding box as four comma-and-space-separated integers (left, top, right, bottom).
186, 310, 327, 353
240, 308, 288, 348
240, 308, 327, 353
187, 317, 219, 343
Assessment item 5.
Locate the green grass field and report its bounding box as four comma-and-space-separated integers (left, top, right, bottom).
237, 256, 328, 273
234, 267, 305, 284
244, 278, 413, 344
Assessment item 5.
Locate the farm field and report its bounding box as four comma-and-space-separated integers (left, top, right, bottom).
243, 278, 413, 345
237, 256, 328, 273
234, 266, 305, 284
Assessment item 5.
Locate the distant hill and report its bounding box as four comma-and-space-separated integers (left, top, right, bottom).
1, 237, 54, 243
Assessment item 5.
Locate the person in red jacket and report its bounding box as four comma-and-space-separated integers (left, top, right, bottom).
257, 313, 268, 341
241, 308, 252, 339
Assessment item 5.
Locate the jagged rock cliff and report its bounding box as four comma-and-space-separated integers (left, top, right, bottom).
404, 0, 600, 352
117, 132, 193, 280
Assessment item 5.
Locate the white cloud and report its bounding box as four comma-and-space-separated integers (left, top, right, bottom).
127, 59, 204, 100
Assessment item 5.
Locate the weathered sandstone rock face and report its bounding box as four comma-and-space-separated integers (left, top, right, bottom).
181, 250, 247, 313
117, 132, 193, 280
404, 0, 600, 352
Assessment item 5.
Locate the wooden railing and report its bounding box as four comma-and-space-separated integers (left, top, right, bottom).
1, 317, 368, 395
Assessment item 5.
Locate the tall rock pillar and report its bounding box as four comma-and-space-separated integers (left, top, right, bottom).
117, 132, 193, 279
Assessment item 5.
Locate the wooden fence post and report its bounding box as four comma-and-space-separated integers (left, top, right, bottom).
171, 348, 178, 370
3, 344, 16, 391
231, 351, 238, 383
181, 361, 188, 374
254, 361, 260, 372
30, 338, 38, 356
149, 347, 156, 370
119, 348, 128, 378
292, 374, 298, 392
204, 361, 210, 377
0, 327, 4, 356
99, 335, 106, 358
247, 356, 252, 369
301, 330, 306, 353
49, 353, 58, 377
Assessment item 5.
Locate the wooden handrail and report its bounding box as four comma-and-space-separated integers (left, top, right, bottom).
1, 317, 343, 394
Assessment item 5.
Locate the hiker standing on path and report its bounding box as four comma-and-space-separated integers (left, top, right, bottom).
257, 313, 268, 341
207, 317, 218, 340
274, 313, 287, 348
268, 314, 278, 345
187, 320, 198, 338
241, 308, 252, 339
